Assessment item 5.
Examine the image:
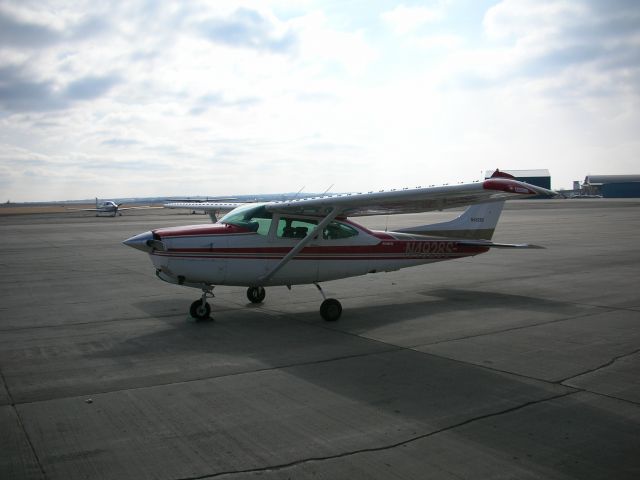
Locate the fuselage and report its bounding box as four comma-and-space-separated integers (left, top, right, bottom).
96, 201, 119, 215
131, 211, 489, 288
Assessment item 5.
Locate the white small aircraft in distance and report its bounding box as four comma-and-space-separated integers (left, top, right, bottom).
69, 198, 161, 217
124, 170, 555, 321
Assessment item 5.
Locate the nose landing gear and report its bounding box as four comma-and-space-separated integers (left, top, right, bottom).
190, 285, 214, 321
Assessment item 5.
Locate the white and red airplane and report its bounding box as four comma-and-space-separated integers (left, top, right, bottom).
124, 170, 554, 321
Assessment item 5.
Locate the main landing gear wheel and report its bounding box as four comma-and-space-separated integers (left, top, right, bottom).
189, 299, 211, 321
320, 298, 342, 322
247, 286, 266, 304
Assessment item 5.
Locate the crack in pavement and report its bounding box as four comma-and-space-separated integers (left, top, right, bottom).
406, 308, 612, 349
559, 347, 640, 385
174, 390, 580, 480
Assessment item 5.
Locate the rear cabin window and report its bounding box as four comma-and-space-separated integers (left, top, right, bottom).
276, 218, 318, 238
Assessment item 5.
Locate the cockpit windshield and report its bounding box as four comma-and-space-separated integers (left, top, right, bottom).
219, 203, 273, 235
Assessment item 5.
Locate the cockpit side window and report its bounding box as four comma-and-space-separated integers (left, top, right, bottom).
220, 205, 273, 236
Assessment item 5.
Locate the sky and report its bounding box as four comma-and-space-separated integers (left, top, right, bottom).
1, 0, 639, 201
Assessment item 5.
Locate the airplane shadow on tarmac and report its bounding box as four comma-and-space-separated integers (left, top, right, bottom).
28, 286, 633, 480
112, 287, 587, 363
315, 287, 587, 338
79, 288, 639, 479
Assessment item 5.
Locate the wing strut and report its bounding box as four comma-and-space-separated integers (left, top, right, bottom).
258, 207, 339, 285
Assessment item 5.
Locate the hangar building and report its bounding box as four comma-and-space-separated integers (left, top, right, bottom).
582, 175, 640, 198
484, 169, 551, 190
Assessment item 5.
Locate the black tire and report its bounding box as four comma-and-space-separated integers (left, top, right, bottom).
190, 299, 211, 320
320, 298, 342, 321
247, 286, 266, 304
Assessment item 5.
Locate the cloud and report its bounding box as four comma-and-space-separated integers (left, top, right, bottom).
381, 2, 449, 34
187, 92, 261, 115
64, 74, 121, 101
0, 66, 65, 111
484, 0, 640, 69
69, 15, 111, 41
101, 138, 142, 148
0, 67, 121, 112
196, 7, 297, 53
440, 0, 640, 97
0, 6, 110, 48
0, 9, 62, 47
291, 11, 376, 75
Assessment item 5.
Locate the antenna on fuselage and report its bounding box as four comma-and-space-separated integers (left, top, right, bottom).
292, 186, 305, 200
321, 184, 334, 197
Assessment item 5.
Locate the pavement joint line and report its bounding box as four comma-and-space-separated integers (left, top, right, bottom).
0, 313, 180, 332
173, 390, 581, 480
9, 347, 402, 407
404, 308, 616, 349
0, 305, 260, 332
566, 386, 640, 407
406, 344, 640, 408
407, 347, 581, 390
571, 303, 640, 313
285, 311, 588, 397
0, 370, 48, 479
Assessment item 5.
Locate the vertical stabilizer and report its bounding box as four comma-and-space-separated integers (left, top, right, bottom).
395, 201, 505, 240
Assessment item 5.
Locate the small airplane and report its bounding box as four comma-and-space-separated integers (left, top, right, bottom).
69, 198, 161, 217
124, 170, 554, 322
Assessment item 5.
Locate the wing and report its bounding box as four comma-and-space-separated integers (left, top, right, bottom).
163, 201, 246, 212
264, 178, 555, 217
117, 206, 163, 211
65, 207, 102, 212
163, 201, 247, 221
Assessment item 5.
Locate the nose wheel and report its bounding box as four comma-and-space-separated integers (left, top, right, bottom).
190, 285, 214, 321
190, 299, 211, 320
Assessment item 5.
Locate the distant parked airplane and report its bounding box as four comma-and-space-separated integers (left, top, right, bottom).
68, 198, 161, 217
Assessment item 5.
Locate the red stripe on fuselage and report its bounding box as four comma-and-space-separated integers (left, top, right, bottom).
153, 218, 386, 239
156, 241, 488, 259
